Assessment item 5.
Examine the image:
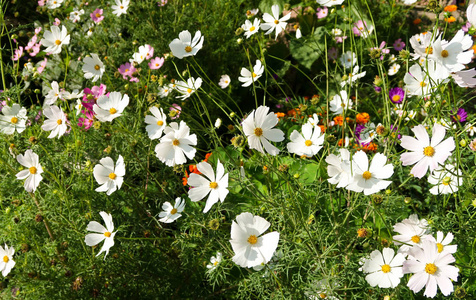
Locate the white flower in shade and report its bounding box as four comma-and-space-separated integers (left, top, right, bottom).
154, 121, 197, 167
175, 77, 202, 100
260, 4, 291, 40
85, 211, 117, 259
242, 18, 260, 39
326, 148, 353, 188
427, 164, 462, 195
431, 30, 473, 73
218, 74, 231, 89
69, 8, 84, 23
238, 60, 264, 87
40, 25, 70, 55
63, 89, 84, 100
287, 123, 325, 157
93, 92, 129, 122
206, 252, 222, 272
388, 63, 400, 76
307, 113, 320, 128
41, 105, 67, 138
145, 106, 167, 140
451, 68, 476, 88
230, 212, 279, 268
465, 122, 476, 136
340, 51, 357, 69
16, 150, 43, 193
0, 103, 27, 134
316, 0, 344, 7
159, 197, 185, 223
329, 90, 351, 115
158, 85, 172, 98
169, 30, 204, 59
46, 0, 64, 9
112, 0, 129, 16
242, 105, 285, 156
214, 118, 222, 129
93, 155, 125, 195
188, 159, 229, 213
44, 81, 64, 106
341, 65, 366, 87
0, 244, 15, 277
393, 214, 432, 255
400, 123, 455, 179
361, 248, 406, 288
346, 151, 394, 195
82, 53, 105, 82
403, 240, 459, 298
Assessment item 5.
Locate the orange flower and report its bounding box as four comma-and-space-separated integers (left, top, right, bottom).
413, 18, 422, 25
361, 142, 378, 152
472, 45, 476, 54
444, 5, 457, 12
333, 115, 344, 126
203, 152, 212, 162
275, 112, 286, 119
182, 171, 189, 186
337, 138, 347, 147
356, 112, 370, 124
318, 125, 326, 133
444, 16, 456, 23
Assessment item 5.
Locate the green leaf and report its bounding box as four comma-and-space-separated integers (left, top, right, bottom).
289, 27, 326, 70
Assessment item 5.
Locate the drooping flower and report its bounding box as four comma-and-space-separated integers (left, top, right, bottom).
93, 92, 129, 122
82, 53, 105, 82
154, 121, 197, 166
316, 0, 344, 6
242, 105, 285, 155
287, 123, 325, 157
40, 25, 70, 55
112, 0, 129, 16
238, 60, 264, 87
16, 150, 43, 193
158, 197, 185, 223
242, 19, 260, 39
427, 164, 462, 195
0, 244, 15, 277
169, 30, 204, 59
93, 155, 125, 195
361, 248, 406, 288
326, 149, 353, 188
175, 77, 202, 100
260, 4, 291, 40
218, 74, 231, 88
41, 105, 67, 138
145, 106, 167, 140
389, 87, 405, 104
206, 252, 222, 272
188, 159, 229, 213
229, 212, 280, 268
0, 103, 27, 134
85, 211, 117, 259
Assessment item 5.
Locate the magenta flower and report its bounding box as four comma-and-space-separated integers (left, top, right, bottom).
316, 7, 328, 19
78, 109, 95, 131
82, 84, 107, 111
91, 8, 104, 23
148, 57, 165, 70
451, 108, 467, 123
393, 38, 406, 51
389, 87, 405, 104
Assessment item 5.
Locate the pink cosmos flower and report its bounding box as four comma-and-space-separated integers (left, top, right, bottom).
316, 7, 328, 19
37, 58, 48, 74
158, 0, 167, 6
148, 57, 164, 70
12, 47, 23, 61
118, 62, 135, 80
30, 43, 41, 57
78, 109, 94, 131
169, 103, 181, 119
91, 8, 104, 23
145, 44, 154, 60
53, 18, 61, 26
38, 0, 45, 6
393, 38, 405, 51
35, 27, 42, 35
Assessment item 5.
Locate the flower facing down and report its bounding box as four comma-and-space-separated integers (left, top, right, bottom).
206, 252, 222, 272
40, 25, 70, 55
188, 159, 229, 213
230, 212, 279, 268
85, 211, 117, 259
175, 77, 202, 100
16, 150, 43, 193
238, 60, 264, 87
0, 244, 15, 277
169, 30, 204, 59
361, 248, 405, 288
93, 155, 125, 195
242, 105, 285, 155
82, 53, 105, 82
159, 197, 185, 223
154, 121, 197, 166
93, 92, 130, 122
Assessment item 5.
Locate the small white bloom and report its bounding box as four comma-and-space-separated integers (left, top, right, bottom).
238, 60, 264, 87
93, 155, 126, 195
16, 150, 43, 193
169, 30, 204, 59
340, 51, 357, 69
218, 75, 231, 89
175, 77, 202, 100
464, 122, 476, 136
361, 248, 405, 288
326, 148, 353, 188
46, 0, 64, 9
69, 8, 84, 23
0, 103, 27, 134
82, 53, 105, 82
158, 85, 172, 98
40, 25, 70, 55
145, 106, 167, 140
260, 5, 291, 40
393, 214, 432, 255
316, 0, 344, 7
431, 231, 457, 254
329, 90, 352, 115
93, 92, 130, 122
41, 105, 67, 138
214, 118, 222, 129
242, 19, 260, 39
206, 252, 222, 271
0, 244, 15, 277
154, 121, 197, 167
85, 211, 117, 259
44, 81, 64, 106
307, 113, 320, 128
130, 45, 149, 64
388, 63, 400, 76
287, 123, 325, 157
427, 164, 462, 195
159, 197, 185, 223
112, 0, 129, 17
341, 65, 366, 87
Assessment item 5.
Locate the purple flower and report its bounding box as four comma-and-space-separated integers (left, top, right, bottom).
393, 38, 405, 51
389, 87, 404, 104
328, 47, 339, 60
462, 22, 471, 32
451, 108, 467, 123
374, 86, 382, 93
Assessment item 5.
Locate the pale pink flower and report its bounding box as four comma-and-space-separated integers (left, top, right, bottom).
91, 8, 104, 23
148, 57, 164, 70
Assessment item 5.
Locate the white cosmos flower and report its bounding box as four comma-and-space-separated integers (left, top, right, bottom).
230, 212, 280, 268
400, 123, 455, 179
403, 240, 459, 298
218, 75, 231, 88
430, 231, 457, 255
40, 25, 70, 55
154, 121, 197, 167
130, 45, 149, 64
260, 4, 291, 40
361, 248, 405, 288
346, 151, 393, 195
46, 0, 64, 9
206, 252, 222, 272
69, 8, 84, 22
0, 103, 27, 134
0, 244, 15, 277
316, 0, 344, 7
467, 1, 476, 27
242, 18, 260, 39
158, 85, 172, 98
404, 61, 449, 97
242, 105, 285, 155
93, 155, 125, 195
158, 197, 185, 223
145, 106, 167, 139
388, 63, 400, 76
169, 30, 204, 59
393, 214, 432, 255
451, 68, 476, 88
112, 0, 129, 16
430, 30, 473, 73
85, 211, 117, 259
427, 164, 462, 195
329, 90, 351, 115
175, 77, 202, 100
41, 105, 67, 139
238, 59, 264, 87
44, 81, 64, 106
16, 150, 43, 193
326, 148, 353, 188
287, 123, 325, 157
340, 51, 357, 69
341, 65, 366, 87
187, 159, 229, 213
82, 53, 105, 82
93, 92, 129, 122
307, 113, 320, 127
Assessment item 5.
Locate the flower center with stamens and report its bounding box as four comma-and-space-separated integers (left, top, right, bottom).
96, 13, 101, 18
420, 81, 427, 87
305, 140, 312, 146
187, 88, 192, 94
362, 171, 372, 180
425, 263, 437, 274
254, 127, 263, 136
57, 119, 62, 125
209, 182, 218, 189
3, 256, 8, 263
213, 261, 218, 266
442, 176, 451, 185
109, 173, 116, 180
423, 146, 435, 157
319, 294, 327, 299
125, 68, 129, 72
157, 120, 164, 126
11, 117, 18, 124
392, 95, 401, 102
411, 235, 420, 243
172, 139, 180, 146
55, 40, 61, 45
425, 47, 433, 54
441, 50, 449, 58
252, 72, 257, 78
120, 5, 124, 9
185, 46, 192, 53
274, 20, 279, 25
381, 264, 391, 273
247, 235, 258, 245
29, 167, 37, 174
104, 231, 111, 237
109, 108, 117, 114
250, 26, 255, 32
437, 243, 444, 253
170, 208, 178, 215
94, 64, 100, 70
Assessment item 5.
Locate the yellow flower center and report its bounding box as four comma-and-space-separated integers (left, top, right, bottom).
425, 263, 437, 274
437, 243, 444, 253
170, 208, 178, 215
254, 127, 263, 136
420, 81, 427, 87
11, 117, 18, 124
425, 47, 433, 54
249, 26, 256, 32
3, 256, 8, 263
213, 261, 218, 266
104, 231, 111, 237
209, 182, 218, 189
29, 166, 37, 174
381, 264, 391, 273
319, 294, 327, 299
120, 5, 124, 9
94, 64, 100, 70
157, 120, 164, 126
172, 139, 180, 146
362, 171, 372, 180
411, 235, 420, 243
442, 176, 451, 185
109, 173, 116, 180
185, 46, 192, 53
96, 13, 101, 18
125, 68, 129, 72
56, 119, 62, 125
55, 39, 61, 45
109, 108, 117, 114
441, 50, 449, 58
252, 72, 258, 78
423, 146, 435, 157
187, 88, 192, 94
305, 140, 312, 146
247, 235, 258, 245
392, 95, 401, 102
274, 20, 279, 25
